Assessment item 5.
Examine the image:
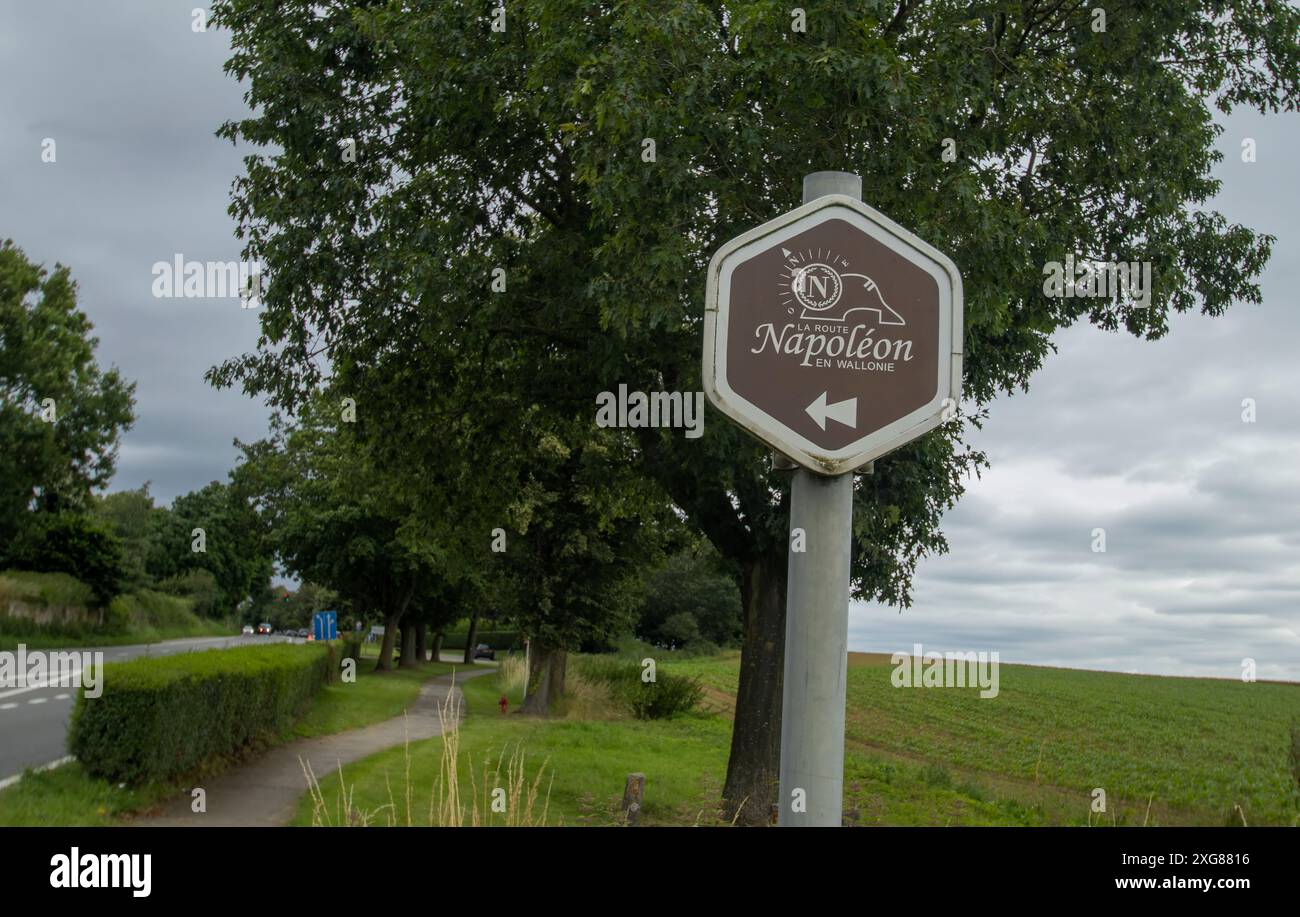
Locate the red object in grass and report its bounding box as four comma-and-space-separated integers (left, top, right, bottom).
498, 694, 509, 714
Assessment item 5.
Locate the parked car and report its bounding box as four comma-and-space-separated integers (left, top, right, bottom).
256, 622, 273, 635
296, 628, 309, 638
241, 624, 254, 635
473, 643, 495, 661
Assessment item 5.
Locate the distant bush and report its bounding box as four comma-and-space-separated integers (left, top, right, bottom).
110, 588, 214, 635
609, 633, 721, 661
622, 672, 705, 720
441, 630, 521, 651
3, 512, 129, 605
69, 643, 330, 785
0, 569, 95, 609
156, 569, 220, 618
659, 611, 702, 648
634, 550, 742, 649
0, 569, 120, 639
0, 571, 231, 646
571, 655, 704, 720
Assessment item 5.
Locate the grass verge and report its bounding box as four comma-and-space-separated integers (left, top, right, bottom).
290, 657, 730, 827
0, 763, 178, 827
294, 661, 458, 738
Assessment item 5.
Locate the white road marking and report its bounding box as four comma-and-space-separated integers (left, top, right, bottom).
28, 697, 47, 705
0, 672, 85, 701
0, 755, 76, 792
0, 703, 17, 710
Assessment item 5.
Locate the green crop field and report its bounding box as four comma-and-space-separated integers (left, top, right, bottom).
667, 651, 1300, 825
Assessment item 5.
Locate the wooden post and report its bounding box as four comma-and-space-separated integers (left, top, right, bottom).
621, 773, 646, 826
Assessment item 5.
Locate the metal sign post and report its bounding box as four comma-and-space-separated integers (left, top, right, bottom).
781, 432, 854, 825
780, 172, 858, 827
703, 171, 964, 826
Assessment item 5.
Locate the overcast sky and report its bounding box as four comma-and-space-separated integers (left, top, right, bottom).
2, 4, 1296, 679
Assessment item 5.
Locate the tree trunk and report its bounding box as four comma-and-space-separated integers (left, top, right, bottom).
521, 643, 553, 714
519, 642, 567, 716
722, 553, 787, 826
551, 647, 566, 697
415, 621, 429, 664
431, 631, 444, 663
376, 588, 415, 672
462, 609, 480, 665
375, 613, 400, 672
398, 622, 418, 667
551, 648, 567, 699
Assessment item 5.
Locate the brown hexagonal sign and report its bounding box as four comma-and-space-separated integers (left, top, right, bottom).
703, 195, 963, 475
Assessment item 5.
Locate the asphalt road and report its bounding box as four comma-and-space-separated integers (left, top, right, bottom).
0, 634, 302, 784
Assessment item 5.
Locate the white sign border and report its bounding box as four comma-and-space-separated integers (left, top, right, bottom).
703, 194, 964, 476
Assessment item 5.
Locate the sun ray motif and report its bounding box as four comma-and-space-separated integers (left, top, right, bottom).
778, 247, 853, 315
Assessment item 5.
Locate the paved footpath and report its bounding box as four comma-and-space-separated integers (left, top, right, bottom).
136, 667, 493, 827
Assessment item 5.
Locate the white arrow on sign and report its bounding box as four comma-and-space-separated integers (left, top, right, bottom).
805, 392, 858, 431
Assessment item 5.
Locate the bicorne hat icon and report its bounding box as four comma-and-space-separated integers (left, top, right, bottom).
793, 263, 906, 326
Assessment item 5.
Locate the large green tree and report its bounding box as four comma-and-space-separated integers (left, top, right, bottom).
0, 240, 135, 551
4, 511, 129, 606
235, 394, 469, 670
94, 485, 181, 590
209, 0, 1298, 822
498, 418, 678, 714
164, 480, 273, 617
637, 547, 743, 649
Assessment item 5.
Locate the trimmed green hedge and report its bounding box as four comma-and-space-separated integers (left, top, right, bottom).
68, 643, 331, 785
440, 630, 521, 651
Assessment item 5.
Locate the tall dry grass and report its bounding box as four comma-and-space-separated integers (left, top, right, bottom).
301, 674, 554, 826
499, 650, 622, 720
554, 669, 623, 721
497, 652, 527, 696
